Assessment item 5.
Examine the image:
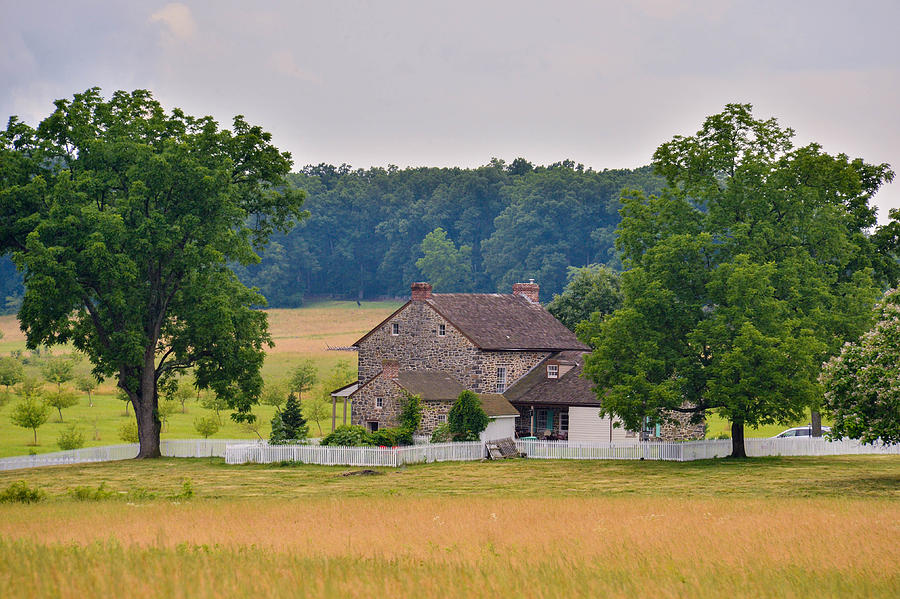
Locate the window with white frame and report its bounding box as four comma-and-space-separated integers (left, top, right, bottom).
438, 323, 446, 336
496, 366, 507, 393
560, 411, 569, 432
437, 414, 446, 423
391, 322, 399, 336
547, 364, 559, 379
376, 397, 383, 408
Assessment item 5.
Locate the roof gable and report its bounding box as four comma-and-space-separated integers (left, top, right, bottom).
426, 294, 588, 351
503, 351, 601, 406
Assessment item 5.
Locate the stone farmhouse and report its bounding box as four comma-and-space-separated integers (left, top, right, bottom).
347, 281, 704, 442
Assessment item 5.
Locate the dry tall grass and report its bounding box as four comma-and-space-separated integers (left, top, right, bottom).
2, 496, 898, 598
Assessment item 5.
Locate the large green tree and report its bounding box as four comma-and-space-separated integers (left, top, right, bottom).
547, 264, 622, 332
0, 88, 307, 458
583, 104, 895, 457
415, 227, 473, 292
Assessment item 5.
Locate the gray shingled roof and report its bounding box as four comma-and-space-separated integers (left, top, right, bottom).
503, 351, 602, 407
395, 371, 464, 402
427, 294, 589, 351
395, 371, 519, 417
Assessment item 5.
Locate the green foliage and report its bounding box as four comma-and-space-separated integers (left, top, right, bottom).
821, 288, 900, 444
416, 227, 473, 292
399, 392, 423, 433
119, 420, 139, 443
57, 423, 86, 450
448, 390, 489, 441
39, 356, 75, 393
158, 399, 178, 432
583, 103, 895, 457
172, 479, 195, 500
69, 482, 116, 501
0, 356, 24, 391
193, 415, 220, 439
547, 264, 623, 332
369, 427, 404, 447
320, 425, 372, 447
289, 360, 318, 399
270, 393, 307, 443
75, 375, 98, 407
0, 88, 307, 457
162, 380, 194, 414
10, 398, 50, 445
430, 423, 452, 443
45, 389, 79, 422
260, 382, 289, 414
319, 360, 356, 398
0, 480, 45, 504
199, 393, 228, 424
303, 397, 331, 436
17, 376, 44, 401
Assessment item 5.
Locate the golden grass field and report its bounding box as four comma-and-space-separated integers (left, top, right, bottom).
1, 456, 898, 598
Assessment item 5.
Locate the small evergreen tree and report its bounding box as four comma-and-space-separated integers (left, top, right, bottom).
269, 413, 288, 444
280, 393, 308, 441
448, 390, 489, 441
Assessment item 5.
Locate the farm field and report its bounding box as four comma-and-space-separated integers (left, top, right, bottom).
0, 301, 401, 457
1, 456, 898, 598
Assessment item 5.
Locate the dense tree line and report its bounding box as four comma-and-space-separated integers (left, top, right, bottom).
231, 160, 665, 304
0, 159, 663, 310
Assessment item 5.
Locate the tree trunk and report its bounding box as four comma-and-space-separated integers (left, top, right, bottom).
132, 355, 162, 459
811, 411, 822, 437
730, 420, 747, 458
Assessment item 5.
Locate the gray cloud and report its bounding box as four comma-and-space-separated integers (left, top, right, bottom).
2, 0, 897, 221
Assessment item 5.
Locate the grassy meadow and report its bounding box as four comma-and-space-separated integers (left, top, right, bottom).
1, 456, 898, 598
0, 301, 401, 457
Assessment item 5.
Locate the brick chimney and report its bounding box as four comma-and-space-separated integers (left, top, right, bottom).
381, 359, 399, 380
411, 282, 433, 301
513, 279, 539, 303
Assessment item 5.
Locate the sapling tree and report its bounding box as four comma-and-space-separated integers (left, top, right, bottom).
304, 396, 331, 436
193, 415, 220, 439
289, 360, 318, 401
45, 388, 78, 422
75, 375, 98, 408
11, 398, 50, 445
40, 356, 75, 395
0, 356, 24, 394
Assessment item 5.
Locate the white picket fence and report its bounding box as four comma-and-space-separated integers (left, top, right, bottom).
516, 437, 900, 462
0, 439, 250, 472
2, 436, 898, 472
224, 441, 486, 467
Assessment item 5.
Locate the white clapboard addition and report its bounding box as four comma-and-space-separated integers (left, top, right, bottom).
480, 416, 516, 442
567, 407, 634, 443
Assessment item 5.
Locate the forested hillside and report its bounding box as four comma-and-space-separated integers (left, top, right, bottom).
0, 159, 665, 311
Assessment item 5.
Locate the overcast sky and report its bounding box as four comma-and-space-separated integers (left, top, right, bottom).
3, 0, 898, 222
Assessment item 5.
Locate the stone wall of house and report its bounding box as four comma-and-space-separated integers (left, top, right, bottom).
356, 301, 549, 393
420, 401, 451, 434
357, 302, 476, 386
657, 408, 706, 441
350, 374, 403, 431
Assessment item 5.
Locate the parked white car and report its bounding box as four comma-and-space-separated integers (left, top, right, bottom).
772, 425, 831, 438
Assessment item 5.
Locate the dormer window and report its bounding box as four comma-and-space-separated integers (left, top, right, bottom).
438, 324, 446, 336
391, 322, 399, 336
547, 364, 559, 379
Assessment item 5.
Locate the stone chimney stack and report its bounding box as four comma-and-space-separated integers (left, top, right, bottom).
411, 282, 433, 301
381, 359, 399, 380
513, 279, 539, 303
